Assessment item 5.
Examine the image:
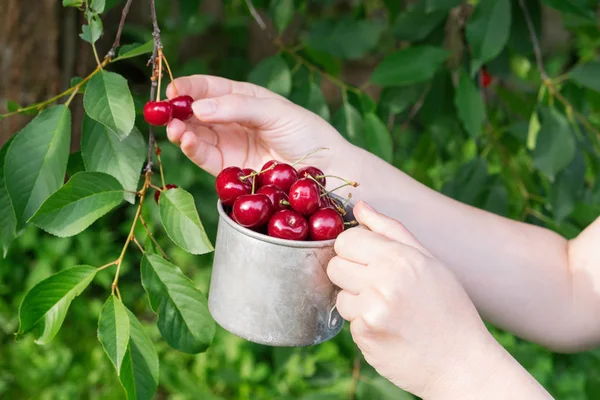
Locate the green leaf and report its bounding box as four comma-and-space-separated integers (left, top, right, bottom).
291, 81, 330, 121
158, 188, 213, 255
532, 108, 576, 181
333, 102, 366, 148
84, 70, 136, 140
394, 3, 447, 42
370, 46, 450, 87
67, 151, 86, 177
98, 295, 130, 373
364, 113, 394, 163
270, 0, 294, 33
5, 105, 71, 230
569, 62, 600, 92
425, 0, 462, 12
17, 266, 96, 344
0, 137, 16, 257
466, 0, 512, 73
91, 0, 106, 13
119, 309, 159, 400
248, 55, 292, 97
550, 151, 585, 222
141, 254, 216, 354
304, 18, 384, 60
80, 16, 103, 44
114, 41, 154, 62
541, 0, 595, 20
63, 0, 84, 7
7, 100, 20, 112
482, 181, 509, 216
455, 70, 485, 138
81, 116, 145, 204
30, 172, 124, 237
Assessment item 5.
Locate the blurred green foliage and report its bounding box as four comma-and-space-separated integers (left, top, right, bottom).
2, 0, 600, 398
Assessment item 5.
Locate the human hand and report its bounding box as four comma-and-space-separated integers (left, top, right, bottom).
328, 201, 500, 398
165, 75, 353, 177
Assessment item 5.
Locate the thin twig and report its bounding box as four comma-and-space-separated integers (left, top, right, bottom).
349, 355, 361, 400
517, 0, 548, 80
97, 260, 118, 271
155, 143, 167, 189
139, 215, 169, 260
92, 42, 102, 67
106, 0, 134, 59
145, 0, 163, 173
243, 0, 268, 32
132, 236, 146, 254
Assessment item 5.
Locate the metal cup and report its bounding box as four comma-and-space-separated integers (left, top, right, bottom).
208, 200, 353, 347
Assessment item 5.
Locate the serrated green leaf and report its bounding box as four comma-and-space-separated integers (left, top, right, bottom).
364, 113, 394, 163
5, 105, 71, 230
270, 0, 294, 33
541, 0, 595, 20
98, 295, 130, 373
455, 70, 485, 138
81, 116, 145, 204
91, 0, 106, 13
80, 16, 103, 44
158, 188, 213, 255
141, 254, 216, 354
394, 2, 447, 42
248, 55, 291, 97
569, 62, 600, 92
119, 309, 159, 400
304, 18, 384, 60
333, 102, 365, 148
0, 137, 16, 257
291, 82, 330, 121
84, 70, 135, 139
17, 266, 96, 344
466, 0, 512, 73
370, 46, 450, 87
532, 108, 576, 181
63, 0, 84, 7
30, 172, 124, 237
114, 41, 154, 62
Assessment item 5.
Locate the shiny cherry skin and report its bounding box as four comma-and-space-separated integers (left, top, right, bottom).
143, 101, 173, 126
242, 168, 257, 188
257, 160, 298, 192
232, 194, 273, 228
154, 183, 178, 204
309, 208, 344, 241
297, 166, 326, 186
268, 210, 309, 240
289, 178, 320, 216
215, 166, 252, 206
169, 95, 194, 120
319, 192, 333, 208
257, 185, 290, 212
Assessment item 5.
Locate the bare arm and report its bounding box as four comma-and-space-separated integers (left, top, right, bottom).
331, 144, 600, 352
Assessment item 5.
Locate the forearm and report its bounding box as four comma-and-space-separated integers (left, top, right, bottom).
330, 145, 599, 349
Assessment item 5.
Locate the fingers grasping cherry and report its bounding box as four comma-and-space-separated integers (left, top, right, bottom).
170, 95, 194, 121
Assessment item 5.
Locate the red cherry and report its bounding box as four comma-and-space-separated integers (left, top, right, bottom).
215, 167, 252, 206
154, 183, 178, 204
480, 67, 493, 88
143, 101, 173, 126
297, 166, 326, 186
319, 192, 333, 208
288, 178, 320, 216
257, 185, 290, 212
309, 208, 344, 241
169, 95, 194, 121
232, 194, 273, 228
257, 160, 298, 192
242, 168, 257, 189
268, 210, 309, 240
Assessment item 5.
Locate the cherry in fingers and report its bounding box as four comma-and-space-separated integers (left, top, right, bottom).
144, 101, 173, 126
170, 95, 194, 121
215, 167, 253, 206
154, 183, 178, 204
257, 160, 298, 192
232, 194, 273, 228
257, 185, 290, 212
309, 208, 345, 241
289, 178, 320, 216
268, 210, 309, 241
297, 166, 326, 186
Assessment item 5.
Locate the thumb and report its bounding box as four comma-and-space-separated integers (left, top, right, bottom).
191, 93, 290, 129
353, 201, 432, 257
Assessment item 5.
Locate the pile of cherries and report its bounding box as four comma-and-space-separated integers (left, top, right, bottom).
143, 95, 194, 126
216, 160, 355, 241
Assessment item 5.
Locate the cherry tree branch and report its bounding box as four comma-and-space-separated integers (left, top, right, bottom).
106, 0, 134, 59
145, 0, 163, 172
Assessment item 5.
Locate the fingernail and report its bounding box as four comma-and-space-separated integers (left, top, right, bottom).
192, 99, 217, 116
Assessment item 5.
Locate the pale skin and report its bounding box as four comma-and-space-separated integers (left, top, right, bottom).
165, 75, 599, 398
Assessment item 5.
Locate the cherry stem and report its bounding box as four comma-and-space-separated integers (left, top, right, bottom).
139, 215, 169, 260
317, 175, 359, 187
342, 193, 353, 208
291, 147, 329, 167
240, 163, 276, 180
344, 220, 359, 227
320, 182, 356, 196
155, 143, 166, 189
305, 174, 327, 191
131, 236, 145, 254
280, 200, 290, 206
156, 50, 164, 102
161, 52, 178, 97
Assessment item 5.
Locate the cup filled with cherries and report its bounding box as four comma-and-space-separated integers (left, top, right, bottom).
207, 149, 358, 346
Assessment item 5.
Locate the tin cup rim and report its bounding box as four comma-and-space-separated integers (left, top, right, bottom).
216, 198, 353, 249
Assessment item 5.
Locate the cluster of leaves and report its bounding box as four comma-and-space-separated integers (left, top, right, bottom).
2, 0, 600, 398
